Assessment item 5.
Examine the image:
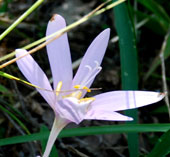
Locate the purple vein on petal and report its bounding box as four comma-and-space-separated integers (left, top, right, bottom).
46, 14, 73, 91
56, 97, 88, 124
15, 49, 55, 107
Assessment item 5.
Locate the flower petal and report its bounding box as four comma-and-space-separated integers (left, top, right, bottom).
72, 29, 110, 89
90, 91, 165, 111
15, 49, 55, 107
46, 14, 73, 90
85, 110, 133, 121
56, 97, 93, 124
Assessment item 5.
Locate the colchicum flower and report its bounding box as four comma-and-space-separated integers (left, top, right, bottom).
16, 15, 164, 157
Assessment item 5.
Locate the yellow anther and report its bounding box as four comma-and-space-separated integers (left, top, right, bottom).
74, 85, 80, 89
74, 85, 91, 92
83, 86, 91, 92
78, 97, 95, 103
56, 81, 62, 96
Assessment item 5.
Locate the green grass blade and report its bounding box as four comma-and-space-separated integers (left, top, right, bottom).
0, 84, 9, 93
132, 9, 167, 35
137, 0, 170, 30
148, 129, 170, 157
0, 0, 44, 40
0, 124, 169, 146
113, 1, 138, 156
0, 71, 47, 89
0, 98, 26, 121
0, 104, 30, 134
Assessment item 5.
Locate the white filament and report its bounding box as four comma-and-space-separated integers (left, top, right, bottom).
80, 61, 102, 88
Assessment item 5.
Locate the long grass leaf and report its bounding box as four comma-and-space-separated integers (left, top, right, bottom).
113, 1, 138, 156
0, 124, 169, 146
0, 105, 30, 134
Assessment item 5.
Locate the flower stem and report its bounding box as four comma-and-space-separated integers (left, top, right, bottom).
42, 117, 68, 157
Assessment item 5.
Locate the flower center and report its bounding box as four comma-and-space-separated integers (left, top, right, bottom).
55, 61, 101, 102
59, 83, 93, 102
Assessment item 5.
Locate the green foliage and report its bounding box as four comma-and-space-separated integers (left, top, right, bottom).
0, 103, 30, 134
152, 105, 168, 114
0, 84, 9, 93
148, 129, 170, 157
0, 0, 13, 13
137, 0, 170, 31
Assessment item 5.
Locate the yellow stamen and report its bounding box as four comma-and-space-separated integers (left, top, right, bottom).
75, 92, 83, 99
56, 81, 62, 96
61, 84, 94, 100
78, 97, 95, 103
74, 85, 91, 92
62, 91, 83, 99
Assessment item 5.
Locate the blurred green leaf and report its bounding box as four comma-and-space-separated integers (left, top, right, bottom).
0, 0, 13, 13
0, 98, 26, 121
137, 0, 170, 30
148, 129, 170, 157
133, 10, 167, 35
0, 128, 5, 139
152, 105, 168, 114
0, 104, 30, 134
0, 84, 9, 93
0, 1, 8, 13
0, 124, 170, 146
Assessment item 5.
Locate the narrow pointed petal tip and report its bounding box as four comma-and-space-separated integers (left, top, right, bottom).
103, 28, 111, 35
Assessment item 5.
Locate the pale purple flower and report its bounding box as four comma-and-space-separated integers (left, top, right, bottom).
15, 15, 164, 157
